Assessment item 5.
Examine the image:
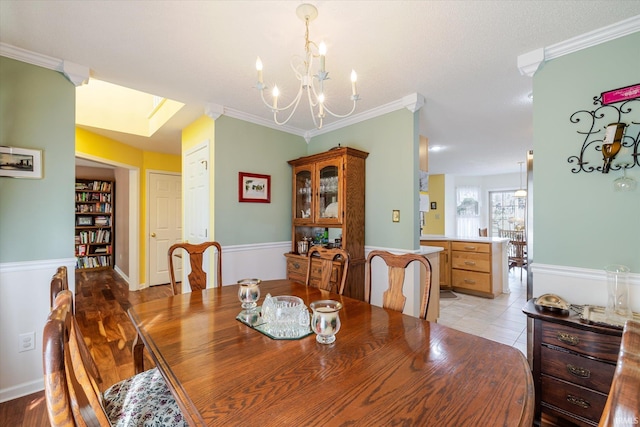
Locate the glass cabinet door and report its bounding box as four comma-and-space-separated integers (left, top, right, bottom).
315, 159, 342, 223
293, 166, 313, 222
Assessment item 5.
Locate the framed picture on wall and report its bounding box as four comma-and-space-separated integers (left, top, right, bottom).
238, 172, 271, 203
0, 146, 43, 179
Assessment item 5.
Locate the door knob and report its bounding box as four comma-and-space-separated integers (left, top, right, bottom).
151, 232, 156, 237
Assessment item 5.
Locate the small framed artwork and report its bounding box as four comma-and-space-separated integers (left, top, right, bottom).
238, 172, 271, 203
77, 217, 93, 226
0, 146, 43, 179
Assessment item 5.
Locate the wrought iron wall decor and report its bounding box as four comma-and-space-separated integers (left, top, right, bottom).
568, 89, 639, 174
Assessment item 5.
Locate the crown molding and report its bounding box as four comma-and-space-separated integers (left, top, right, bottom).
222, 107, 306, 137
204, 103, 224, 120
304, 92, 426, 140
518, 15, 640, 77
0, 42, 90, 86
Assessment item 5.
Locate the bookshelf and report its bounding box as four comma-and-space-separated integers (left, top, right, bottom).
75, 179, 114, 270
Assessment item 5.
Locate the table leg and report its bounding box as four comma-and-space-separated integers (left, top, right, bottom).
132, 333, 144, 374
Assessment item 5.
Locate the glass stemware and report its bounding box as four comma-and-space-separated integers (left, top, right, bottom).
310, 300, 342, 344
237, 278, 261, 310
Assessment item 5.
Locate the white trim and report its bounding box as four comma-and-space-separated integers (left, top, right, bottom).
0, 257, 76, 273
517, 15, 640, 76
532, 262, 640, 285
221, 241, 291, 253
223, 106, 305, 136
0, 379, 43, 404
0, 43, 90, 86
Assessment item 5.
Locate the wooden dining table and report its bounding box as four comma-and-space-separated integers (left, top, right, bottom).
128, 279, 534, 426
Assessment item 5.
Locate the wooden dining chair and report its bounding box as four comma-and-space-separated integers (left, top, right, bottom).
49, 266, 102, 384
305, 246, 350, 294
49, 265, 68, 309
168, 241, 222, 294
43, 289, 186, 427
365, 250, 432, 320
478, 227, 488, 237
598, 320, 640, 427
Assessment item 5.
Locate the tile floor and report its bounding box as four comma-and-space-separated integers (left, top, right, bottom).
438, 268, 529, 356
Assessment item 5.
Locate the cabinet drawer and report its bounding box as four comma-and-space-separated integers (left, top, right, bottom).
541, 375, 608, 424
541, 345, 616, 394
308, 262, 340, 283
451, 251, 491, 273
540, 322, 621, 362
451, 241, 490, 253
451, 269, 491, 292
286, 258, 307, 283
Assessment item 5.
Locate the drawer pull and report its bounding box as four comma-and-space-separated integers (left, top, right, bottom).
463, 246, 477, 250
556, 332, 580, 346
566, 364, 591, 379
566, 394, 590, 409
463, 279, 476, 284
464, 261, 476, 266
292, 262, 300, 269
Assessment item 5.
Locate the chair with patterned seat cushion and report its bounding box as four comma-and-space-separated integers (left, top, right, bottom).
49, 265, 102, 385
43, 289, 186, 427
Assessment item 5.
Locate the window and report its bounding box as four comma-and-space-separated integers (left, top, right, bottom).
489, 191, 526, 236
456, 186, 480, 238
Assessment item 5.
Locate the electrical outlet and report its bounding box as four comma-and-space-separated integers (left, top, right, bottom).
19, 331, 35, 352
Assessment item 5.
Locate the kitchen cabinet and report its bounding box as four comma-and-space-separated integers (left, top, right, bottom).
523, 300, 622, 426
421, 237, 507, 298
426, 240, 450, 290
287, 147, 368, 300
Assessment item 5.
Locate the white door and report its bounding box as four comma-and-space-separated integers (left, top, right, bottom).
185, 142, 210, 243
149, 172, 182, 286
182, 141, 212, 289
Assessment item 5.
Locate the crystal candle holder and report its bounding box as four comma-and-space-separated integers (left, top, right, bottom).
237, 278, 261, 310
310, 300, 343, 344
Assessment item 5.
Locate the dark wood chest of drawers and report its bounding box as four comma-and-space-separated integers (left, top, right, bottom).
523, 300, 623, 426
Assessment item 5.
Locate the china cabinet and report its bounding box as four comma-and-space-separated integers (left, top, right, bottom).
287, 147, 368, 300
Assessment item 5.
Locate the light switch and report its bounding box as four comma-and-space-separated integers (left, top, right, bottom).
392, 210, 400, 222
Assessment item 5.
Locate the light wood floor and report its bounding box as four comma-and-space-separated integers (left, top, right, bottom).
0, 268, 172, 426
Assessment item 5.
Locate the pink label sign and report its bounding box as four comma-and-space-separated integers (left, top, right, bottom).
601, 84, 640, 105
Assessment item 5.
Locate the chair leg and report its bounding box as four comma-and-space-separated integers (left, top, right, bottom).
132, 333, 145, 374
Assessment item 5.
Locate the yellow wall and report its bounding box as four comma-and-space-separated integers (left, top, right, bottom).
423, 174, 445, 235
75, 127, 181, 284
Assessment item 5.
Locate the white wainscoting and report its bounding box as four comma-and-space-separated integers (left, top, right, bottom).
532, 263, 640, 311
0, 258, 76, 403
220, 241, 290, 286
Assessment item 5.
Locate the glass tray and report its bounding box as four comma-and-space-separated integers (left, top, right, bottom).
236, 307, 313, 340
575, 305, 640, 329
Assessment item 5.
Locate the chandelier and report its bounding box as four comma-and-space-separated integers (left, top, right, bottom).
255, 3, 359, 130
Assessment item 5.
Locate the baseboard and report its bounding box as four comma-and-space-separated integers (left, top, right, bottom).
0, 377, 43, 403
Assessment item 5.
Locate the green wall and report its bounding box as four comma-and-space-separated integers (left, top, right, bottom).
214, 116, 307, 245
0, 57, 75, 262
534, 32, 640, 272
310, 109, 420, 250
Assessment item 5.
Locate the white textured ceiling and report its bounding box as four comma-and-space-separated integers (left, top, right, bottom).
1, 1, 639, 175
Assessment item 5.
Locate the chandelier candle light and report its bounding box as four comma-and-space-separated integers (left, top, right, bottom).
255, 3, 360, 129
